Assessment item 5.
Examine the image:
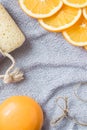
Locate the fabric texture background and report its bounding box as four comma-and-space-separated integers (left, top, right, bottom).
0, 0, 87, 130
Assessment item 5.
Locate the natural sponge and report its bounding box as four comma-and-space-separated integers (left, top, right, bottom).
0, 4, 25, 53
0, 4, 25, 84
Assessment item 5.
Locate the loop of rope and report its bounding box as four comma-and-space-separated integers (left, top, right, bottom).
0, 49, 24, 83
50, 97, 69, 125
56, 97, 68, 116
73, 117, 87, 126
50, 97, 87, 127
74, 83, 87, 103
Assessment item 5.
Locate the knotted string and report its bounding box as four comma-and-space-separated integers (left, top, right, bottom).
74, 83, 87, 103
50, 97, 69, 125
0, 49, 24, 83
51, 97, 87, 126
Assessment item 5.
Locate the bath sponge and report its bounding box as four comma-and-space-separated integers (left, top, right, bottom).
0, 4, 25, 84
0, 4, 25, 53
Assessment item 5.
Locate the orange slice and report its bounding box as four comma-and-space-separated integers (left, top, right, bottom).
83, 7, 87, 19
39, 5, 81, 32
63, 16, 87, 46
19, 0, 63, 18
63, 0, 87, 8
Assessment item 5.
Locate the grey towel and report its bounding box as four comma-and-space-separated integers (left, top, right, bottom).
0, 0, 87, 130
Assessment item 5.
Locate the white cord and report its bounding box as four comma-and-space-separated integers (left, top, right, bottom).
0, 49, 24, 84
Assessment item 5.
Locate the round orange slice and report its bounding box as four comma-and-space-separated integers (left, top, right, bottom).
63, 0, 87, 8
39, 5, 81, 32
83, 7, 87, 19
19, 0, 63, 19
63, 16, 87, 46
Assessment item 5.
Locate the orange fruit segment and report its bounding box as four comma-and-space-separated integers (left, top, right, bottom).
39, 5, 81, 32
19, 0, 63, 18
63, 0, 87, 8
83, 7, 87, 19
63, 16, 87, 46
0, 96, 43, 130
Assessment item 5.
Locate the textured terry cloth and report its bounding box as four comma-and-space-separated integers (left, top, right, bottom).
0, 0, 87, 130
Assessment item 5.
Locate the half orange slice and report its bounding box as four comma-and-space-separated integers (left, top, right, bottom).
63, 0, 87, 8
39, 5, 81, 32
19, 0, 63, 18
63, 16, 87, 46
